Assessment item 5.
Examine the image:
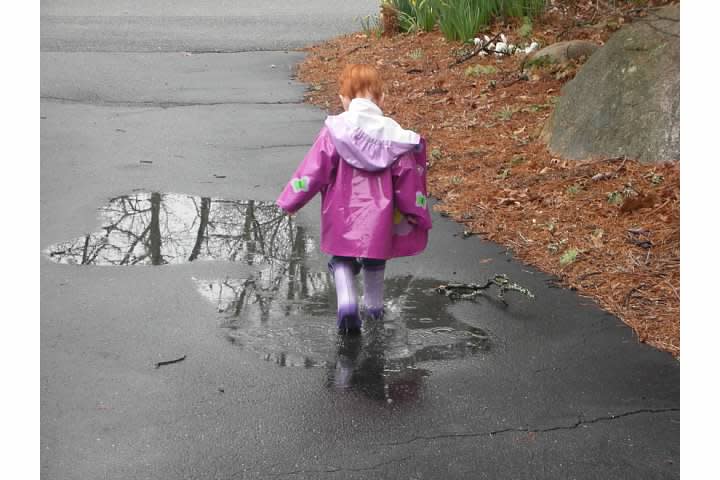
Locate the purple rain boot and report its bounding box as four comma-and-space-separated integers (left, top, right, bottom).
330, 261, 361, 334
362, 265, 385, 320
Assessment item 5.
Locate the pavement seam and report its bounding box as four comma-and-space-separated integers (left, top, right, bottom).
375, 407, 680, 447
40, 96, 304, 108
183, 49, 302, 55
41, 47, 303, 54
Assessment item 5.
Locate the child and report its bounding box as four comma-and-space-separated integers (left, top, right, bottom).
276, 64, 432, 334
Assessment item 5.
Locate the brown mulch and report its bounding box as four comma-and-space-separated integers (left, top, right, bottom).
296, 1, 679, 356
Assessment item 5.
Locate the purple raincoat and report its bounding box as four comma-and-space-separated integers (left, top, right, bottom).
276, 98, 431, 260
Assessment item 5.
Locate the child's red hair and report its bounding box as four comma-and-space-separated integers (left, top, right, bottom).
338, 64, 383, 103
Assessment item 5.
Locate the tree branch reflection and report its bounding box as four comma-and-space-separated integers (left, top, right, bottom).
45, 192, 316, 269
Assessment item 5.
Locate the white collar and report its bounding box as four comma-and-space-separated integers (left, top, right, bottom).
340, 98, 419, 145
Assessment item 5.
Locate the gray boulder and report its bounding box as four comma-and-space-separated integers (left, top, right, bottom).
528, 40, 599, 64
545, 5, 680, 163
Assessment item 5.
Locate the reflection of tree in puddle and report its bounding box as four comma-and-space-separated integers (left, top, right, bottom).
199, 275, 491, 403
192, 202, 330, 322
45, 192, 492, 403
44, 192, 317, 267
194, 267, 330, 325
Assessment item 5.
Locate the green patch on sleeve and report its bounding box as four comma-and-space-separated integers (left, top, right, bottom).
291, 176, 310, 193
415, 192, 428, 209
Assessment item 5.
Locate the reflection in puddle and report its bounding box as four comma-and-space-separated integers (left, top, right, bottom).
329, 330, 430, 403
44, 192, 312, 266
46, 191, 493, 403
197, 275, 491, 403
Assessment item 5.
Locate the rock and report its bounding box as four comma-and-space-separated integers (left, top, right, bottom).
544, 5, 680, 164
527, 40, 600, 64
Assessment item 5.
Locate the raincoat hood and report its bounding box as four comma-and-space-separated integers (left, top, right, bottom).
324, 98, 421, 172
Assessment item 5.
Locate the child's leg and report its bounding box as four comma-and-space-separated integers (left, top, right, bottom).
328, 256, 361, 333
361, 258, 386, 320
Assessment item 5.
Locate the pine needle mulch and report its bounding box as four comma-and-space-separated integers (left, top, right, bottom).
295, 3, 679, 356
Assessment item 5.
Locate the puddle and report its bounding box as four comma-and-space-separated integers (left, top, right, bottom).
44, 192, 312, 266
47, 191, 493, 403
196, 274, 491, 403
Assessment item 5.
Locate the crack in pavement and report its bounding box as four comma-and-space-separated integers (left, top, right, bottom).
375, 408, 680, 447
40, 96, 304, 108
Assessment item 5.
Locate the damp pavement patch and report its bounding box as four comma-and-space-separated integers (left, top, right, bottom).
42, 192, 680, 479
44, 192, 494, 404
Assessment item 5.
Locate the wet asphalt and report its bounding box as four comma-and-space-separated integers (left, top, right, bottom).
41, 1, 679, 479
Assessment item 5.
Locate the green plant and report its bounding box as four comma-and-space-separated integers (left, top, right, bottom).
431, 147, 443, 160
409, 48, 424, 60
560, 248, 579, 266
566, 184, 581, 196
523, 103, 551, 113
383, 0, 415, 20
607, 191, 624, 205
511, 155, 526, 166
359, 14, 383, 38
524, 54, 556, 70
499, 0, 546, 17
437, 0, 547, 42
497, 168, 511, 180
408, 0, 439, 32
465, 64, 497, 76
386, 0, 439, 33
496, 105, 514, 121
437, 0, 488, 42
518, 16, 533, 38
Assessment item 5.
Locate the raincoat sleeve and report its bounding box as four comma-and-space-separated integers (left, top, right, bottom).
276, 127, 338, 214
391, 138, 432, 230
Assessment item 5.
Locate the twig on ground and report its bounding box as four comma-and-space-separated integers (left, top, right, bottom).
624, 284, 645, 308
451, 33, 503, 67
344, 44, 369, 56
155, 355, 187, 369
577, 271, 602, 281
435, 274, 535, 304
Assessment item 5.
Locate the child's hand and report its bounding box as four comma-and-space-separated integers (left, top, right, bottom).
407, 216, 417, 225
